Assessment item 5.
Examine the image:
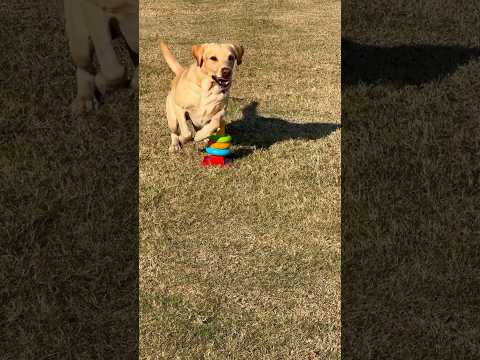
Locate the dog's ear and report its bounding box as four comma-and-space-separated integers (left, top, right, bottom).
192, 44, 205, 67
232, 45, 244, 65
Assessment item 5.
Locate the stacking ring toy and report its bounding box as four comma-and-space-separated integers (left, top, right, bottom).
208, 141, 231, 149
202, 155, 232, 167
209, 134, 232, 143
205, 147, 232, 156
201, 131, 233, 167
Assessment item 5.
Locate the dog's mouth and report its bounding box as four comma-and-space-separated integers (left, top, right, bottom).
212, 75, 231, 89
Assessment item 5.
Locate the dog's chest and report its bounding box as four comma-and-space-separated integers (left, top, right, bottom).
177, 81, 227, 126
174, 81, 201, 108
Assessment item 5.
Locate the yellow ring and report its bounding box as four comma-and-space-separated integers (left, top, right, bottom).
208, 142, 231, 149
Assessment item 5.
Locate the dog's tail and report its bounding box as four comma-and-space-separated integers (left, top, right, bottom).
160, 42, 184, 76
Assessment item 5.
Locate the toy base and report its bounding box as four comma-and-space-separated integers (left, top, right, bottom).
201, 155, 233, 167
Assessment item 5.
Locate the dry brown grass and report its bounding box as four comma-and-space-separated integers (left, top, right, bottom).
342, 1, 480, 358
1, 1, 138, 358
140, 0, 340, 358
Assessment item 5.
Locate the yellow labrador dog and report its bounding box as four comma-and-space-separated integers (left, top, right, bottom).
64, 0, 138, 115
160, 42, 244, 152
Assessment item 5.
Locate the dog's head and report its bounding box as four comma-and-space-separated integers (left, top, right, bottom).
192, 43, 244, 90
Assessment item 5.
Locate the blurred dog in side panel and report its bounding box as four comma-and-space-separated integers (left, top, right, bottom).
64, 0, 138, 115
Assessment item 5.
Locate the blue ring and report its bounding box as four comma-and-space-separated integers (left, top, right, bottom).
205, 147, 232, 156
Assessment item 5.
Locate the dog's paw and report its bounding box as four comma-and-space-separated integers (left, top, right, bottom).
193, 133, 202, 142
169, 144, 182, 153
179, 132, 192, 144
71, 97, 95, 116
194, 138, 209, 152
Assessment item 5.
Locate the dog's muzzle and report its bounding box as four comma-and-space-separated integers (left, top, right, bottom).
212, 75, 231, 90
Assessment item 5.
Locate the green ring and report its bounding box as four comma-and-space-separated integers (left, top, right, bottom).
209, 134, 232, 143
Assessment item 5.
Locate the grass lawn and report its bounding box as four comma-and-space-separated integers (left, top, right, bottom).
342, 1, 480, 358
1, 1, 138, 358
140, 0, 341, 358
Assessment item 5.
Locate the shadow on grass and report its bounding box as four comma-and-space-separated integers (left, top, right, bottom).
342, 38, 480, 87
227, 102, 339, 159
342, 39, 480, 358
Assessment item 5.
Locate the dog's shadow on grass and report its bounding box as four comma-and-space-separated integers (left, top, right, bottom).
342, 38, 480, 87
227, 101, 339, 159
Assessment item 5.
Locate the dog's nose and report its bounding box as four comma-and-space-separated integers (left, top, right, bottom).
221, 67, 232, 78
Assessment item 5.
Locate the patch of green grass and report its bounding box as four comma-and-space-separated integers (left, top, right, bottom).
140, 0, 340, 358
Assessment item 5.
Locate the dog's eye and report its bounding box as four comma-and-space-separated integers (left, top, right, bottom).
228, 55, 235, 61
210, 56, 218, 61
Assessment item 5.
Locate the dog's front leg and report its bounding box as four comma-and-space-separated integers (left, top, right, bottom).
194, 109, 226, 142
82, 2, 127, 95
173, 108, 193, 144
193, 79, 227, 141
65, 0, 99, 115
